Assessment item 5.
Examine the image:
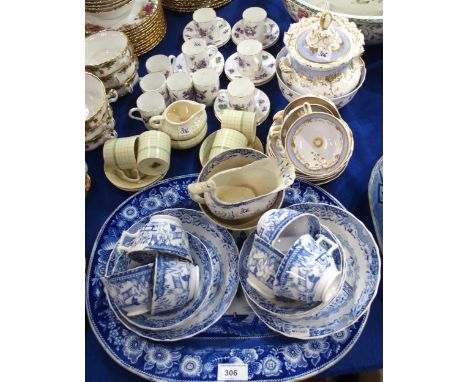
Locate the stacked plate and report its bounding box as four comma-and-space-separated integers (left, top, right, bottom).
85, 73, 118, 151
85, 0, 167, 57
267, 95, 354, 185
85, 0, 134, 13
100, 207, 239, 342
162, 0, 231, 13
239, 205, 381, 340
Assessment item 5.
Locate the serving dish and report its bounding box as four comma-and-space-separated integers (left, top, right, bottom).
368, 156, 383, 250
87, 174, 372, 381
282, 0, 383, 45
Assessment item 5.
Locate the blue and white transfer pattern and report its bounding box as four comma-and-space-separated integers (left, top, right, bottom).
368, 156, 383, 250
86, 174, 369, 381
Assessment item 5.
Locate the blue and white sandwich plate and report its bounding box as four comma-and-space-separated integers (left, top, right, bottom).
368, 156, 383, 250
86, 174, 370, 381
247, 203, 381, 340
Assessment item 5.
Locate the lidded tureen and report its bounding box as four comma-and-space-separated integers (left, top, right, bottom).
280, 12, 365, 98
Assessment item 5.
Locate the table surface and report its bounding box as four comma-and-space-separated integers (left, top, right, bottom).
85, 0, 383, 380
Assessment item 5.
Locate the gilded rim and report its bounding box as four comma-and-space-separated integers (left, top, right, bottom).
85, 72, 110, 122
85, 31, 130, 69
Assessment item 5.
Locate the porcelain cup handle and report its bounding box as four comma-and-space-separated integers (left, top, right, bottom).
301, 102, 313, 115
270, 124, 282, 139
315, 235, 339, 257
279, 56, 293, 74
206, 44, 218, 60
128, 108, 144, 122
187, 180, 216, 204
148, 115, 164, 130
117, 231, 139, 251
107, 89, 118, 103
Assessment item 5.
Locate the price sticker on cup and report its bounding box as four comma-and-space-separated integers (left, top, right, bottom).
217, 363, 248, 381
317, 48, 332, 61
178, 125, 193, 138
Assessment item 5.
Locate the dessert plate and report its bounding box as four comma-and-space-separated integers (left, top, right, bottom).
174, 52, 224, 76
213, 89, 270, 126
183, 17, 231, 48
247, 203, 381, 339
224, 51, 276, 85
108, 233, 213, 331
368, 156, 383, 250
231, 18, 280, 49
87, 174, 371, 381
239, 225, 345, 317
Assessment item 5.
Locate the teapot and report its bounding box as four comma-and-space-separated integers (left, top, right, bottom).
149, 100, 207, 141
280, 12, 365, 98
188, 157, 295, 221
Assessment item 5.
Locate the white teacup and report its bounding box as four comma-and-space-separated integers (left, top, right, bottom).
237, 39, 264, 77
139, 72, 169, 104
193, 7, 220, 44
227, 78, 255, 112
166, 72, 194, 102
128, 91, 166, 128
193, 68, 219, 106
182, 38, 218, 73
242, 7, 272, 42
146, 54, 176, 78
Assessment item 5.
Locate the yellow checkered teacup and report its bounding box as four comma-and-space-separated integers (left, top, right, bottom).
137, 130, 171, 176
208, 129, 248, 161
103, 136, 139, 171
221, 110, 256, 144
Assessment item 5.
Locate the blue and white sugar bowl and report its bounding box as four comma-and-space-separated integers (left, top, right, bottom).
273, 233, 340, 304
117, 215, 192, 263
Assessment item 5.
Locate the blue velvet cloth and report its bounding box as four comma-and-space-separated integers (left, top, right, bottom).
85, 0, 383, 380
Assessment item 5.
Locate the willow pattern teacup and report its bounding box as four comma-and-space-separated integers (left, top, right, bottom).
273, 234, 341, 304
151, 254, 199, 314
117, 215, 192, 263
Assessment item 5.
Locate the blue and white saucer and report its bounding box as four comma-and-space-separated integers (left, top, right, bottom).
224, 51, 276, 86
213, 89, 270, 126
108, 233, 213, 331
368, 157, 383, 250
247, 203, 381, 339
174, 52, 224, 76
231, 18, 280, 49
183, 17, 231, 48
239, 225, 345, 318
87, 174, 371, 381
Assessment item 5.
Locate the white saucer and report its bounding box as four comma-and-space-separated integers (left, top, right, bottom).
224, 51, 275, 85
183, 17, 231, 48
174, 51, 224, 76
231, 18, 280, 49
214, 89, 270, 126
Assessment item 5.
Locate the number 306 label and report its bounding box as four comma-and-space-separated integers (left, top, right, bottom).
217, 363, 248, 381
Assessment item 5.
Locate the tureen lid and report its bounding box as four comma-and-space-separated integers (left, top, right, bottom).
284, 12, 364, 70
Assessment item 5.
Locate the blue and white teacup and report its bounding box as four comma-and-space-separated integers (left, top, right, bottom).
273, 234, 340, 304
151, 254, 199, 314
117, 215, 192, 263
101, 263, 153, 317
246, 234, 284, 299
257, 208, 321, 253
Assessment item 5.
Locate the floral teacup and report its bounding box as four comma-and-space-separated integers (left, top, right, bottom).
182, 38, 218, 73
